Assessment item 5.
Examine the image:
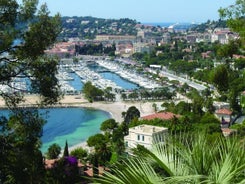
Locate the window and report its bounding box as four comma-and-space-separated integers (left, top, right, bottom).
142, 135, 144, 141
137, 134, 140, 141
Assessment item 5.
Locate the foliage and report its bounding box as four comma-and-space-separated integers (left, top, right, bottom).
60, 16, 138, 39
75, 43, 116, 56
210, 64, 229, 92
0, 109, 46, 183
46, 143, 61, 159
100, 119, 118, 132
0, 1, 62, 183
70, 147, 88, 161
216, 39, 241, 59
87, 133, 112, 165
63, 140, 69, 157
219, 0, 245, 47
0, 1, 62, 106
230, 121, 245, 138
122, 106, 140, 124
45, 156, 80, 183
95, 134, 245, 184
103, 87, 115, 101
82, 81, 104, 102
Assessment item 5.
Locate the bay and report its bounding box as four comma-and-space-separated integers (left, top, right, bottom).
0, 107, 111, 153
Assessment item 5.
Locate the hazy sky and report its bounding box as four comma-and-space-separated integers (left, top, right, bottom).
36, 0, 235, 23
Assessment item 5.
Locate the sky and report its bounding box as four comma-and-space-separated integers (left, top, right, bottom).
36, 0, 235, 23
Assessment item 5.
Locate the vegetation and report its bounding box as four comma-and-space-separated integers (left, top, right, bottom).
96, 134, 245, 184
122, 106, 141, 124
0, 1, 61, 183
70, 147, 88, 162
60, 16, 138, 39
0, 0, 61, 105
75, 43, 116, 56
82, 81, 104, 102
46, 143, 61, 159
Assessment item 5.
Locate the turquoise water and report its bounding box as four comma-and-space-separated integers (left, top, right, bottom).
0, 107, 111, 153
41, 107, 110, 153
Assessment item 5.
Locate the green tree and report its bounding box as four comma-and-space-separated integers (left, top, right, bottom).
0, 1, 61, 105
63, 140, 69, 157
87, 134, 112, 165
216, 40, 241, 59
82, 81, 104, 102
100, 119, 118, 133
46, 143, 61, 159
219, 0, 245, 47
123, 106, 140, 124
70, 147, 88, 161
0, 109, 46, 183
0, 1, 61, 183
211, 64, 229, 92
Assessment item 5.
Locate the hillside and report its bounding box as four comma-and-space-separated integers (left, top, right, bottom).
60, 16, 138, 40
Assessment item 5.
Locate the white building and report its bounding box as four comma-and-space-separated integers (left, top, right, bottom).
124, 124, 168, 152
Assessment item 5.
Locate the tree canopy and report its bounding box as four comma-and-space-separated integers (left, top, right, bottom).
0, 1, 61, 183
219, 0, 245, 47
0, 0, 62, 106
46, 143, 61, 159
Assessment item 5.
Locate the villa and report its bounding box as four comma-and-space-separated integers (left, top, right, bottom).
124, 124, 168, 153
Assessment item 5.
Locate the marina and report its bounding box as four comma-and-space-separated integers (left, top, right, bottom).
55, 59, 162, 95
0, 58, 163, 96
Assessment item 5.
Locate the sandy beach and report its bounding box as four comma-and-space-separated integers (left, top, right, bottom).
0, 94, 161, 122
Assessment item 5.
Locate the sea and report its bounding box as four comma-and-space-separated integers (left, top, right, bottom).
0, 66, 138, 153
143, 22, 198, 31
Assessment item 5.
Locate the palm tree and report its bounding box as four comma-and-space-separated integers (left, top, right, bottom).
95, 134, 245, 184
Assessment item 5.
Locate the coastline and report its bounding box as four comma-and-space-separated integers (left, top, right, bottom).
0, 94, 160, 122
0, 94, 162, 151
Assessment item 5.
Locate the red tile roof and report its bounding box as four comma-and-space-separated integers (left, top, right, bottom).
141, 112, 179, 120
215, 108, 232, 115
221, 128, 236, 137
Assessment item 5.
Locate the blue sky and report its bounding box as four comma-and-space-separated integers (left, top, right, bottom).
36, 0, 235, 23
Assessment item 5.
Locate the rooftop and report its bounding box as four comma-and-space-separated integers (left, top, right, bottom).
141, 112, 179, 121
215, 108, 232, 115
129, 124, 168, 134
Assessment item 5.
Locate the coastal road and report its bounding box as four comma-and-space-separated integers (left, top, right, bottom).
158, 70, 207, 91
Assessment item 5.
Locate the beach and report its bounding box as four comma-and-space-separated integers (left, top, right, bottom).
0, 94, 160, 122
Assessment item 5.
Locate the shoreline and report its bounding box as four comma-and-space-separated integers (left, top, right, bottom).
0, 94, 161, 122
0, 94, 163, 152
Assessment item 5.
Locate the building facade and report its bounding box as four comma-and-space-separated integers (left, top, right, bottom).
124, 124, 168, 152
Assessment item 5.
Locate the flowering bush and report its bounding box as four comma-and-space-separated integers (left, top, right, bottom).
65, 156, 78, 166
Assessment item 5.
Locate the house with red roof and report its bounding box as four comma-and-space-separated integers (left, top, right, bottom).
141, 112, 180, 121
215, 108, 233, 128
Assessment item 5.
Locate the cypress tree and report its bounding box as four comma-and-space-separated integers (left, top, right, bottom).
63, 140, 69, 157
